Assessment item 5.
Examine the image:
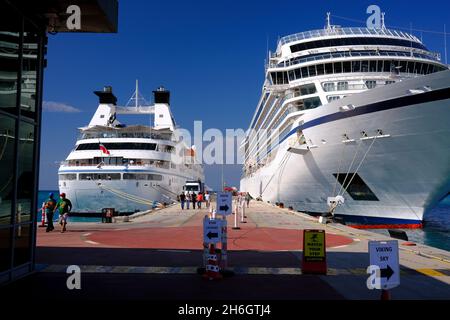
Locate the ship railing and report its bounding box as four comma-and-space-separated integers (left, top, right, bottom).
278, 27, 420, 47
60, 162, 171, 169
269, 50, 441, 69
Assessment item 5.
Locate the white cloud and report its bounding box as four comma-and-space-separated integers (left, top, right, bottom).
43, 101, 81, 113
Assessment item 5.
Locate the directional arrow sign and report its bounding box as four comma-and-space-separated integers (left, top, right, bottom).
203, 217, 222, 244
380, 265, 394, 281
369, 240, 400, 290
206, 232, 218, 239
216, 192, 232, 215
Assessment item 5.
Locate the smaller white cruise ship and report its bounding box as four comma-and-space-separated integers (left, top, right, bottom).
58, 83, 204, 214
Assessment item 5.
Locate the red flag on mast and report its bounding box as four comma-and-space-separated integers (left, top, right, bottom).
99, 143, 110, 155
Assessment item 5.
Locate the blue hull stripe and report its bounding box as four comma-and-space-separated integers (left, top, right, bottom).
271, 86, 450, 153
334, 214, 421, 225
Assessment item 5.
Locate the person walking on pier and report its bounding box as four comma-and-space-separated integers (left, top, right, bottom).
179, 192, 186, 210
245, 192, 251, 208
44, 192, 57, 232
55, 193, 72, 233
197, 192, 203, 209
185, 191, 191, 209
205, 191, 210, 209
191, 192, 197, 210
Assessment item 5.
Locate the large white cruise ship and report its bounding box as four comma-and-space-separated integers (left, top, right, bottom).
240, 16, 450, 228
58, 84, 204, 215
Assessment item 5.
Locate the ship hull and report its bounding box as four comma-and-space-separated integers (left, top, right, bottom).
59, 167, 200, 214
241, 71, 450, 228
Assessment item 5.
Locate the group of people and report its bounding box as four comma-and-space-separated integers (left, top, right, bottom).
44, 192, 72, 233
178, 191, 210, 210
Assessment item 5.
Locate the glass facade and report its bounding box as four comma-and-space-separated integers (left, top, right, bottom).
0, 1, 45, 283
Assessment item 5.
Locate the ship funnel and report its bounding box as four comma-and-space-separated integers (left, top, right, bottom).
153, 86, 170, 105
94, 85, 117, 105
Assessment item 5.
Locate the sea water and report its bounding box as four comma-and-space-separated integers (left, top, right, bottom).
37, 190, 101, 223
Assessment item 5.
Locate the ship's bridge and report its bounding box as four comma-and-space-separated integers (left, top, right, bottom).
78, 125, 174, 141
276, 27, 424, 57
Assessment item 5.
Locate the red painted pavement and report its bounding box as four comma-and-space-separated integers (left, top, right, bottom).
87, 225, 353, 250
37, 211, 354, 251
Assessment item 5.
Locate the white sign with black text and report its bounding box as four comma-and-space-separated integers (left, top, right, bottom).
216, 192, 232, 215
368, 240, 400, 290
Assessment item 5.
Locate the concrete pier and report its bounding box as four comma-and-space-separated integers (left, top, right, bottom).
3, 200, 449, 300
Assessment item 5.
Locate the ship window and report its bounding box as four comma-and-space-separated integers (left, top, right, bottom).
365, 80, 377, 89
385, 80, 395, 85
351, 61, 361, 73
399, 61, 407, 73
293, 68, 300, 79
429, 64, 435, 73
369, 60, 377, 72
316, 64, 325, 75
301, 67, 309, 78
290, 37, 428, 53
288, 70, 295, 81
343, 62, 351, 73
76, 142, 157, 151
79, 173, 121, 180
123, 173, 163, 181
414, 62, 422, 74
361, 60, 369, 72
377, 60, 384, 72
333, 173, 379, 201
303, 97, 322, 109
294, 68, 301, 79
337, 81, 348, 91
334, 62, 342, 73
327, 96, 341, 102
300, 83, 317, 95
308, 65, 317, 77
325, 63, 333, 74
323, 82, 335, 92
383, 60, 391, 72
59, 174, 77, 180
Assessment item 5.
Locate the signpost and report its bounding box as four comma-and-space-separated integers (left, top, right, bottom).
203, 217, 222, 244
368, 240, 400, 292
216, 192, 232, 216
199, 192, 234, 279
302, 229, 327, 274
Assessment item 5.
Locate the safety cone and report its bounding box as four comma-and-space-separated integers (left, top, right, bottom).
203, 244, 222, 280
39, 203, 46, 227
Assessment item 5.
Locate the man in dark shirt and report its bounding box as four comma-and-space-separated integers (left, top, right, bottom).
179, 192, 186, 210
44, 193, 57, 232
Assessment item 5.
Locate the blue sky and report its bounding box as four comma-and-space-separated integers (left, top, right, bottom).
39, 0, 450, 190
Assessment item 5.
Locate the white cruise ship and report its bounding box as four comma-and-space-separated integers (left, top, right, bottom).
58, 84, 204, 214
240, 16, 450, 228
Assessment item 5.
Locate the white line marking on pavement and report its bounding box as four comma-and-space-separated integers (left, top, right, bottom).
331, 245, 349, 249
85, 240, 100, 245
83, 233, 91, 237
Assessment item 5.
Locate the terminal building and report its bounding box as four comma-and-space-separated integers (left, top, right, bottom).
0, 0, 118, 285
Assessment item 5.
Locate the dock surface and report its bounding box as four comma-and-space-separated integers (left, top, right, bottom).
4, 200, 450, 300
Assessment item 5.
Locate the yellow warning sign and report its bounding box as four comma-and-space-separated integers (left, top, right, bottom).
303, 230, 325, 261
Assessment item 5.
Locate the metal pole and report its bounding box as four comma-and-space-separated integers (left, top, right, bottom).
240, 200, 246, 224
202, 215, 209, 268
221, 215, 227, 269
445, 24, 448, 65
221, 163, 224, 191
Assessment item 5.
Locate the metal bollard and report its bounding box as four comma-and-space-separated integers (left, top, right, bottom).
232, 202, 240, 230
240, 202, 246, 223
